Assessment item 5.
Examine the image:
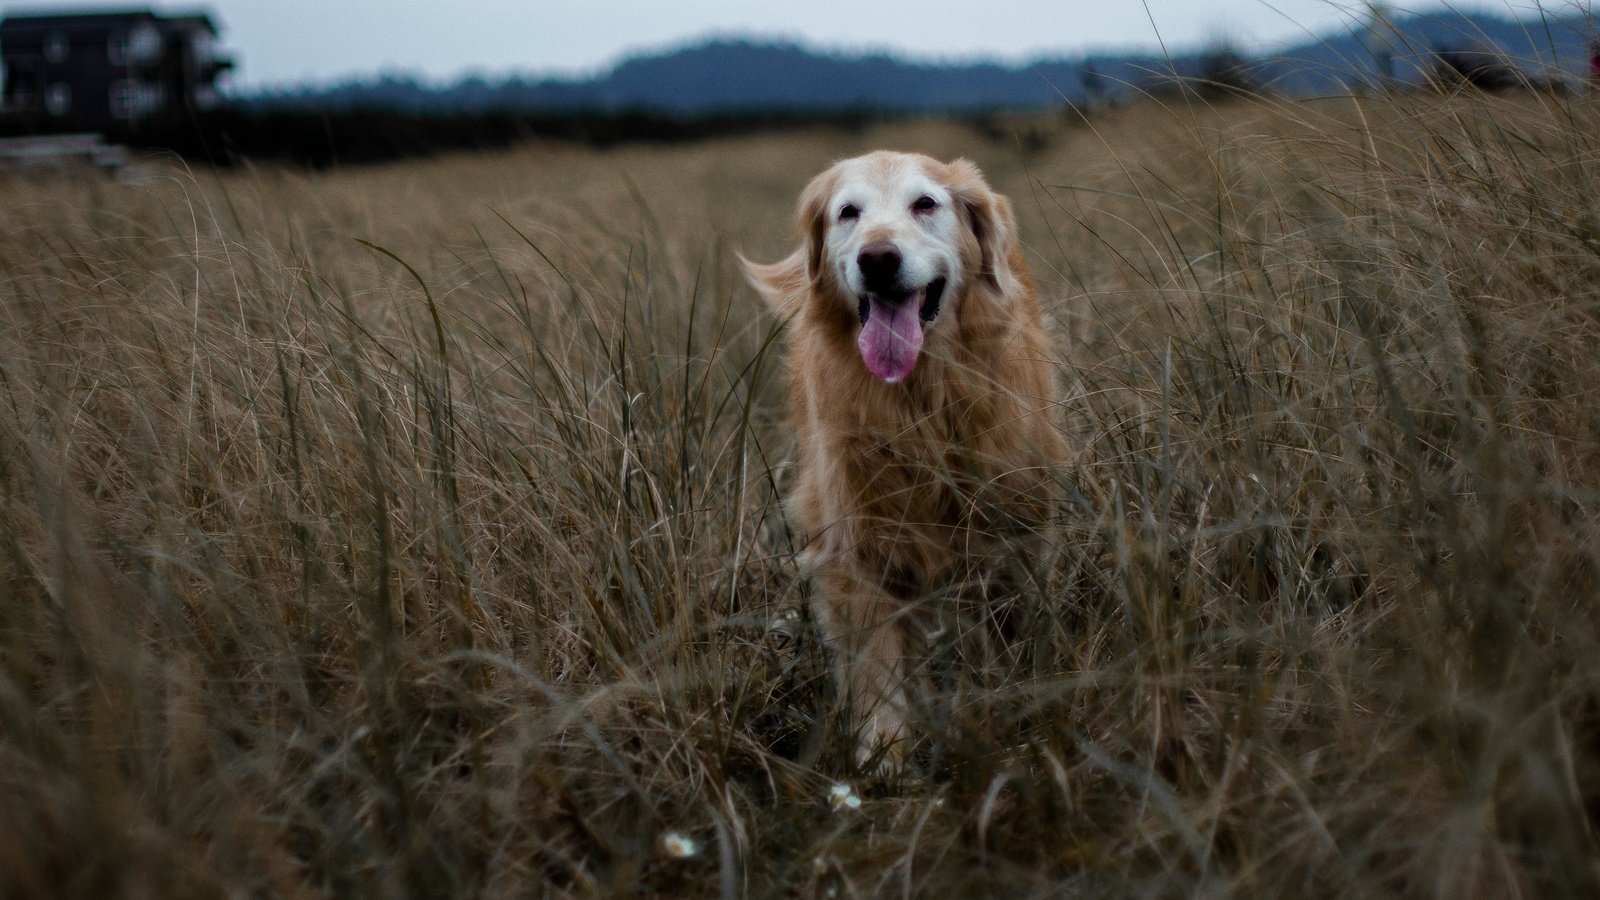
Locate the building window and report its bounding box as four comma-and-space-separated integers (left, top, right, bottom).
128, 24, 162, 62
107, 26, 161, 65
190, 31, 214, 65
109, 80, 162, 120
44, 32, 69, 64
45, 83, 71, 116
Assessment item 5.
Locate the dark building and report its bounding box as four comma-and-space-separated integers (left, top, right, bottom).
0, 8, 232, 134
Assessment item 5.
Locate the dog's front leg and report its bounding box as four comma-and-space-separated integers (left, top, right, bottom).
813, 563, 915, 771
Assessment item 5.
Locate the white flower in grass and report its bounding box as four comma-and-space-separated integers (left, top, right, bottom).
827, 782, 862, 811
660, 831, 699, 859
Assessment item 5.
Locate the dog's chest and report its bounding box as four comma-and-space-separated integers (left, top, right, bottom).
845, 400, 994, 519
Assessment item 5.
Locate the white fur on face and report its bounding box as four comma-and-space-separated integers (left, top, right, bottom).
823, 155, 966, 310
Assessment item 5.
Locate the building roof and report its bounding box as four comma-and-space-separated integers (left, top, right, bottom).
0, 8, 221, 34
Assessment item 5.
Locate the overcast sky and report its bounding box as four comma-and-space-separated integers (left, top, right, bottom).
15, 0, 1581, 88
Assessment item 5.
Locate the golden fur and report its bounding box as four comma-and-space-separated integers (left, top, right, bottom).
744, 151, 1062, 767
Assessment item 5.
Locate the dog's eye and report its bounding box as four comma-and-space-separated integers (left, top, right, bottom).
912, 195, 939, 213
838, 204, 860, 222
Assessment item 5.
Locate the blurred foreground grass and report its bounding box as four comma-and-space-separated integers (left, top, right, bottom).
3, 92, 1600, 897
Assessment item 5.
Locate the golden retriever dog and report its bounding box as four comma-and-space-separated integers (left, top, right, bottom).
744, 151, 1062, 768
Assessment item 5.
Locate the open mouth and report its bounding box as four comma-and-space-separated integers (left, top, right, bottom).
855, 277, 948, 383
856, 277, 946, 325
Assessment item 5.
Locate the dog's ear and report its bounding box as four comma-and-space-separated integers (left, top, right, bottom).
944, 158, 1022, 299
742, 166, 838, 315
795, 166, 836, 284
740, 249, 807, 315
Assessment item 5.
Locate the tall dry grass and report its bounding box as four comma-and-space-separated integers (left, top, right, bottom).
3, 89, 1600, 897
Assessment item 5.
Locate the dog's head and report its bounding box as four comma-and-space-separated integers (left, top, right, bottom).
744, 151, 1021, 384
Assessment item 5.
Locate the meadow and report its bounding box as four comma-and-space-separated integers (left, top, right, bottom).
3, 89, 1600, 897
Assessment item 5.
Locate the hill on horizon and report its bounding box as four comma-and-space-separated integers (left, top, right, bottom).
243, 9, 1596, 115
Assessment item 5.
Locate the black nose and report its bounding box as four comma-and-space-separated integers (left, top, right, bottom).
857, 242, 902, 294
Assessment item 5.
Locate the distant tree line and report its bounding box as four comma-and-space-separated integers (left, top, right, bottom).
6, 8, 1583, 167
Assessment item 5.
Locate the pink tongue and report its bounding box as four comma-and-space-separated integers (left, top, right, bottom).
856, 294, 924, 383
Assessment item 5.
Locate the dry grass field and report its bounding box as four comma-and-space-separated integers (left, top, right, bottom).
4, 89, 1600, 897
